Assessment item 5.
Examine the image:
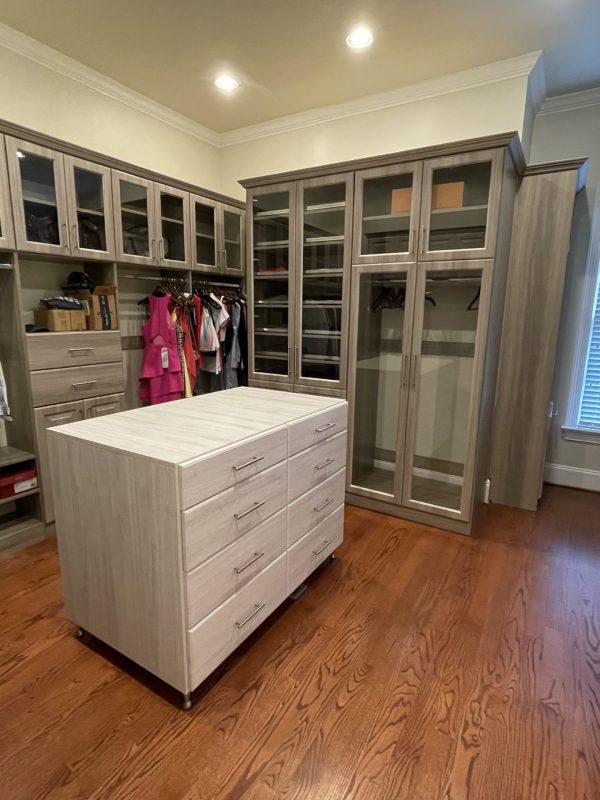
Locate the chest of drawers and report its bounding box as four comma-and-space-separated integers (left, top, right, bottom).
48, 387, 347, 706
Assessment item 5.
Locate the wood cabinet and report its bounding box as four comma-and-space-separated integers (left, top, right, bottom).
0, 136, 15, 250
64, 155, 115, 261
191, 195, 245, 274
112, 171, 157, 266
155, 182, 191, 268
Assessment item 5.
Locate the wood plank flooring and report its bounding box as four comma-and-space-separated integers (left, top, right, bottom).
1, 484, 599, 799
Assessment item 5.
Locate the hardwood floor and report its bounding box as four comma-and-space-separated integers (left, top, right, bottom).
1, 485, 599, 799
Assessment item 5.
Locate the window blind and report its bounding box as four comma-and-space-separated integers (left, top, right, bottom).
578, 269, 600, 430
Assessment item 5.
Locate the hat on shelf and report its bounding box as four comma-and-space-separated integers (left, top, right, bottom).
62, 271, 95, 292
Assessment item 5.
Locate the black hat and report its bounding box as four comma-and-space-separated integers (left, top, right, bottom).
63, 271, 94, 292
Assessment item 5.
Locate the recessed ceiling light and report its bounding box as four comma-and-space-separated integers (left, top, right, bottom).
346, 26, 373, 49
214, 73, 240, 92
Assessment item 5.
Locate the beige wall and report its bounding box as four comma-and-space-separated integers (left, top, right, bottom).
0, 46, 222, 192
220, 77, 530, 198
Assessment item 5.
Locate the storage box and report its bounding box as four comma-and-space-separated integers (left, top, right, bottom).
431, 181, 465, 210
68, 286, 118, 331
390, 187, 412, 214
0, 466, 38, 500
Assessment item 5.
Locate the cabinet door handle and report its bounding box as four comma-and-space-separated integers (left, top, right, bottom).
411, 355, 418, 390
313, 497, 333, 513
316, 457, 335, 471
49, 413, 76, 423
72, 224, 78, 248
402, 354, 409, 388
295, 346, 300, 378
420, 226, 427, 254
151, 238, 156, 261
159, 238, 165, 262
312, 539, 331, 556
411, 227, 416, 253
233, 455, 264, 472
224, 248, 228, 268
234, 551, 265, 574
68, 347, 94, 354
62, 223, 69, 249
234, 500, 265, 520
315, 421, 336, 433
235, 602, 265, 629
72, 380, 97, 390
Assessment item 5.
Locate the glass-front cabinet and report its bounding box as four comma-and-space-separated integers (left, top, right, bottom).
222, 203, 245, 274
6, 138, 70, 255
0, 137, 15, 250
112, 171, 156, 266
64, 156, 115, 260
420, 150, 502, 260
191, 196, 245, 274
295, 174, 352, 391
249, 186, 294, 382
155, 183, 190, 268
353, 162, 422, 264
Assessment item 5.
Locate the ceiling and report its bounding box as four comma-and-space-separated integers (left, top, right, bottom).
0, 0, 599, 132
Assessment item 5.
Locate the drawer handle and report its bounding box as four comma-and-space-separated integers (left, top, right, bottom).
233, 455, 264, 472
234, 500, 265, 520
235, 602, 265, 629
234, 551, 265, 574
72, 381, 97, 390
312, 539, 331, 556
313, 497, 333, 513
315, 421, 336, 433
68, 347, 95, 353
315, 458, 335, 471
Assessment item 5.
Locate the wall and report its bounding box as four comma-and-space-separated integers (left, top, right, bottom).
220, 78, 530, 199
0, 45, 222, 192
530, 99, 600, 491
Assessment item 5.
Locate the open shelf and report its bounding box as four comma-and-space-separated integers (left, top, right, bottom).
254, 208, 289, 219
76, 207, 105, 218
254, 241, 289, 250
305, 201, 345, 214
0, 446, 36, 469
0, 488, 39, 507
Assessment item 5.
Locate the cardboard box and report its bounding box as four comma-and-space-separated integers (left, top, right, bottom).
70, 310, 87, 331
68, 285, 118, 330
390, 187, 412, 214
431, 181, 465, 210
34, 308, 71, 332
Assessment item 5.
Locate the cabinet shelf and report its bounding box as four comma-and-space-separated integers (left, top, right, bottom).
254, 208, 289, 219
255, 300, 289, 307
305, 202, 345, 214
0, 488, 39, 506
304, 236, 345, 245
302, 355, 341, 364
121, 206, 148, 218
23, 195, 57, 208
255, 271, 289, 279
76, 207, 105, 218
254, 241, 289, 250
161, 216, 184, 225
303, 300, 342, 308
302, 330, 341, 338
0, 446, 36, 469
255, 329, 288, 336
254, 351, 288, 360
303, 269, 343, 277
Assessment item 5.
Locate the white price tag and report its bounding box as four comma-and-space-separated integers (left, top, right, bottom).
14, 477, 38, 493
161, 347, 169, 369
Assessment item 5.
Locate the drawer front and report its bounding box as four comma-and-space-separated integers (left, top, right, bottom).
182, 461, 287, 570
185, 508, 286, 627
288, 468, 345, 547
30, 362, 124, 407
180, 427, 287, 509
287, 505, 344, 593
188, 553, 287, 690
27, 331, 121, 371
288, 402, 348, 456
288, 430, 347, 502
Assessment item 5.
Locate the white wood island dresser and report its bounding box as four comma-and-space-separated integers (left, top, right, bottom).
48, 387, 347, 707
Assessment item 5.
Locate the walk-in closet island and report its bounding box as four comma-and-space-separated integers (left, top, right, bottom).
48, 387, 347, 706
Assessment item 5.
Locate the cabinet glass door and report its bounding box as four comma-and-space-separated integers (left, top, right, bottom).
191, 195, 218, 270
7, 138, 69, 254
113, 171, 155, 265
353, 162, 421, 264
420, 151, 501, 260
65, 157, 114, 260
222, 205, 244, 273
250, 187, 294, 382
348, 264, 416, 499
156, 185, 190, 267
296, 176, 351, 389
0, 139, 14, 249
402, 263, 491, 519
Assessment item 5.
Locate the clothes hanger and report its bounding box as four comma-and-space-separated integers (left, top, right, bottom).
467, 288, 480, 311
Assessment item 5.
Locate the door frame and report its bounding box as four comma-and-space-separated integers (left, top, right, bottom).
419, 148, 504, 261
6, 137, 70, 256
400, 258, 494, 522
247, 181, 297, 386
345, 261, 418, 503
112, 170, 157, 266
294, 171, 354, 394
64, 155, 115, 261
154, 182, 191, 269
352, 160, 423, 265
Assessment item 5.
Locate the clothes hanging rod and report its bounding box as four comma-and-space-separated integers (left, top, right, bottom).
0, 263, 13, 270
120, 273, 185, 281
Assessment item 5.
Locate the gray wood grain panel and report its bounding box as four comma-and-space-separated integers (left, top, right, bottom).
26, 331, 122, 371
489, 169, 580, 510
30, 362, 125, 407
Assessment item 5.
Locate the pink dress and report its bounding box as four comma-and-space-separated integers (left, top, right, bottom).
139, 294, 183, 404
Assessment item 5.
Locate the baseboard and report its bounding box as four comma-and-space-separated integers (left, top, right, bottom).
544, 462, 600, 492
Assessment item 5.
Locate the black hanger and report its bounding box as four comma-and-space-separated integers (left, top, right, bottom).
467, 288, 480, 311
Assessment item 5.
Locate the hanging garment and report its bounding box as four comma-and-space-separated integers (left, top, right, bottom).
139, 294, 183, 405
172, 309, 192, 399
224, 303, 242, 390
180, 305, 198, 391
0, 358, 11, 419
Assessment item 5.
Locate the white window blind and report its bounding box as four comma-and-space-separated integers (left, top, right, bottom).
577, 268, 600, 430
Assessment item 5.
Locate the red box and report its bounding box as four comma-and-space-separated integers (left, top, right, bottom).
0, 467, 38, 499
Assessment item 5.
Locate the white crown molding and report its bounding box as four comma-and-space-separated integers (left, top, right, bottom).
526, 52, 547, 114
0, 21, 221, 147
219, 51, 543, 147
538, 86, 600, 117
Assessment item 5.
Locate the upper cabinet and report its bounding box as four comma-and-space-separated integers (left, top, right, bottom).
0, 137, 15, 250
64, 155, 115, 261
419, 150, 503, 260
6, 137, 70, 255
155, 183, 191, 268
353, 162, 422, 264
190, 195, 245, 274
112, 171, 157, 266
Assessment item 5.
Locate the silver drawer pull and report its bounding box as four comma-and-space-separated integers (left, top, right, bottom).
68, 347, 95, 353
313, 497, 333, 513
315, 421, 336, 433
234, 551, 264, 574
312, 539, 331, 556
72, 381, 97, 389
235, 602, 265, 629
233, 455, 264, 472
234, 500, 265, 520
315, 457, 334, 471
